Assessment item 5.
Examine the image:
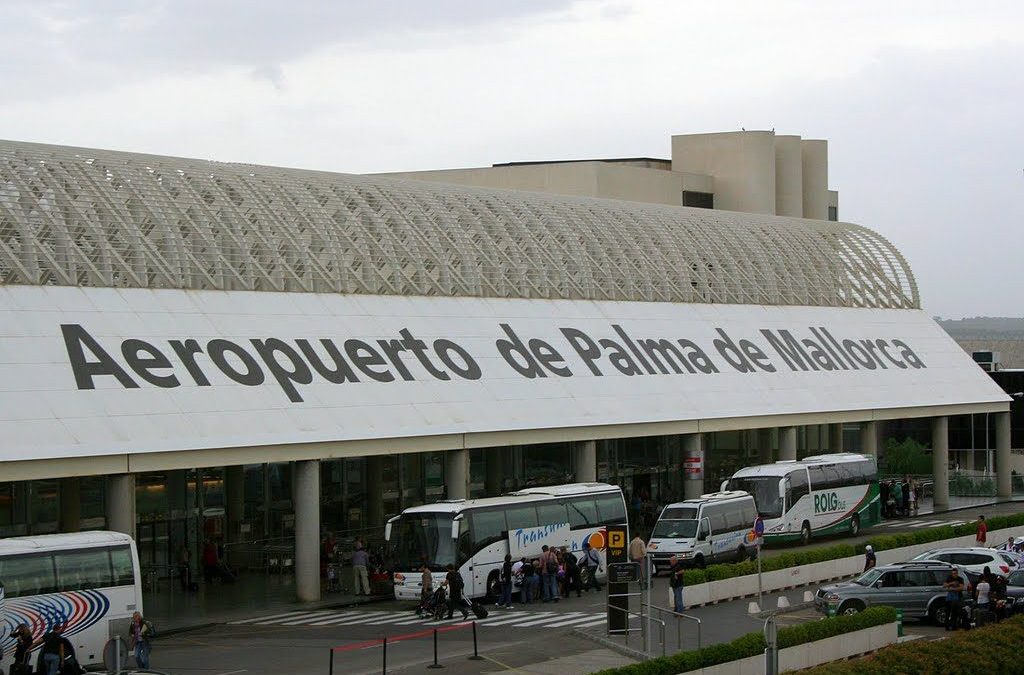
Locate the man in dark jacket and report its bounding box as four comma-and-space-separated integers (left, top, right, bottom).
499, 554, 514, 608
445, 564, 469, 620
563, 547, 581, 598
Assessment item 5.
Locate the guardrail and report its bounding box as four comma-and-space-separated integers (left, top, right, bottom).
643, 602, 702, 651
606, 594, 667, 658
327, 621, 482, 674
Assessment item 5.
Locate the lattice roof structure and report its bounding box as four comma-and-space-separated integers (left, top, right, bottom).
0, 140, 919, 308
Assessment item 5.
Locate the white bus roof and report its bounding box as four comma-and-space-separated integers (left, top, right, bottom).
730, 453, 874, 478
398, 483, 621, 516
661, 490, 753, 511
0, 531, 134, 556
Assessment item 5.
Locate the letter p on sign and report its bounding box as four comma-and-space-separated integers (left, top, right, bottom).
609, 531, 625, 549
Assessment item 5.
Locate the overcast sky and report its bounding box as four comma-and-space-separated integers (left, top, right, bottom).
2, 0, 1021, 319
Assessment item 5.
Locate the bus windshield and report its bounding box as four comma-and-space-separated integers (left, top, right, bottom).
390, 513, 458, 571
726, 476, 783, 518
651, 519, 698, 539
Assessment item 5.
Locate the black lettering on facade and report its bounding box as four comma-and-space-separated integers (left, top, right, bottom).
208, 339, 265, 385
61, 324, 139, 390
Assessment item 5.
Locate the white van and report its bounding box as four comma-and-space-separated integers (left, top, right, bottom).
647, 491, 758, 571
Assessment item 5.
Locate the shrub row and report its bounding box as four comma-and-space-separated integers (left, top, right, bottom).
679, 511, 1024, 588
800, 614, 1024, 674
592, 606, 897, 675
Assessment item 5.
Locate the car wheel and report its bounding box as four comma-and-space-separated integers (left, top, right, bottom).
930, 603, 948, 626
850, 515, 860, 537
838, 601, 864, 616
800, 522, 812, 546
695, 554, 706, 569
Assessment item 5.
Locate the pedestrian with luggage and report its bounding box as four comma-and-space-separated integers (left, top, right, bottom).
352, 541, 371, 596
129, 611, 154, 670
581, 542, 602, 592
445, 564, 469, 620
10, 623, 34, 673
499, 554, 514, 609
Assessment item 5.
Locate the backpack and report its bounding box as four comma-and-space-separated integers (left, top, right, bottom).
450, 573, 464, 592
545, 555, 558, 575
143, 620, 157, 639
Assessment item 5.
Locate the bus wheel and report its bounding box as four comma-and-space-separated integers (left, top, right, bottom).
850, 514, 861, 536
486, 572, 501, 602
736, 546, 746, 562
800, 522, 812, 546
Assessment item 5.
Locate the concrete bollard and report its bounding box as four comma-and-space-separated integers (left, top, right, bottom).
777, 596, 791, 609
748, 601, 761, 615
803, 591, 814, 603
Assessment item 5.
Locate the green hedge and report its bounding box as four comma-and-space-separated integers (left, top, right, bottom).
800, 614, 1024, 674
679, 511, 1024, 588
593, 607, 897, 675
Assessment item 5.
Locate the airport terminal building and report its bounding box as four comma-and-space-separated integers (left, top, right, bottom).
0, 132, 1013, 600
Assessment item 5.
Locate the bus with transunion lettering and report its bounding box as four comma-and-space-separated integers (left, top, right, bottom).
722, 453, 880, 545
385, 483, 628, 601
0, 532, 143, 668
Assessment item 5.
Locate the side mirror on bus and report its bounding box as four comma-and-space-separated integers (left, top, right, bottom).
384, 515, 400, 542
720, 480, 728, 492
452, 516, 463, 540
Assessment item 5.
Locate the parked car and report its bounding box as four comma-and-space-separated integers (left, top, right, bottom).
815, 561, 975, 625
909, 547, 1016, 576
1001, 569, 1024, 612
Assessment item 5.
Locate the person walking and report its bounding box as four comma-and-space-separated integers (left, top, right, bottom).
563, 546, 582, 598
352, 541, 371, 596
419, 564, 434, 612
37, 626, 64, 675
908, 479, 918, 515
11, 623, 34, 669
445, 564, 469, 620
668, 554, 686, 613
129, 611, 154, 670
499, 554, 514, 609
629, 534, 647, 583
540, 545, 559, 603
943, 567, 965, 631
976, 515, 988, 546
863, 545, 876, 572
581, 542, 602, 592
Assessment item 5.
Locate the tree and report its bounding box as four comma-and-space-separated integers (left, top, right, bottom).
881, 437, 931, 475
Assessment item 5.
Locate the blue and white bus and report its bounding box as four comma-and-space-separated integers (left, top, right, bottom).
386, 483, 627, 601
0, 532, 143, 667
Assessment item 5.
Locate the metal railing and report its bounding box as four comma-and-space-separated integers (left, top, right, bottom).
607, 594, 667, 658
643, 602, 702, 651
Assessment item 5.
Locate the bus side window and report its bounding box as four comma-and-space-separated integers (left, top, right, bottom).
56, 548, 114, 591
0, 554, 57, 598
470, 510, 507, 551
506, 505, 539, 530
537, 502, 568, 526
567, 498, 598, 528
786, 471, 809, 512
111, 546, 136, 586
595, 494, 627, 525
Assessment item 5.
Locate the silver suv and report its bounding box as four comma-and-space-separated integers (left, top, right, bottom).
814, 561, 973, 625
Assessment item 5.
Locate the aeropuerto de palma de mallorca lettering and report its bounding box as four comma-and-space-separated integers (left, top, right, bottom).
0, 130, 1012, 612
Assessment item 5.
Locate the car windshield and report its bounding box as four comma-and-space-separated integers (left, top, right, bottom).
652, 519, 698, 539
725, 476, 782, 518
854, 568, 884, 586
389, 512, 457, 572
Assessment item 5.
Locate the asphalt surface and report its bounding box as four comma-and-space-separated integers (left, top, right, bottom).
147, 501, 1024, 674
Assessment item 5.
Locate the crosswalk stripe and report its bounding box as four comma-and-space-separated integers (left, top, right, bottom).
307, 611, 387, 626
573, 617, 608, 628
909, 520, 943, 528
514, 612, 587, 627
544, 614, 607, 628
477, 611, 556, 627
277, 611, 345, 625
230, 610, 310, 625
946, 521, 965, 527
363, 614, 428, 625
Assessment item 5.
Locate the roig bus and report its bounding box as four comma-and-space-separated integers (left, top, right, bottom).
723, 453, 880, 545
386, 483, 627, 601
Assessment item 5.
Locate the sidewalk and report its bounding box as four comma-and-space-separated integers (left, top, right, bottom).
143, 572, 388, 633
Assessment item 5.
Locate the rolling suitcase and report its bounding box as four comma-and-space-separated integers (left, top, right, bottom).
471, 600, 488, 619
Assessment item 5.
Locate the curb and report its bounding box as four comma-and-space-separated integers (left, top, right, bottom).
573, 625, 647, 662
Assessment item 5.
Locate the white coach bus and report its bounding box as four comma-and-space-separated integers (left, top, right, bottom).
386, 483, 628, 601
0, 532, 143, 667
722, 453, 881, 545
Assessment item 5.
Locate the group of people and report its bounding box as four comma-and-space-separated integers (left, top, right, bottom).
503, 541, 604, 607
942, 565, 1012, 631
321, 533, 380, 596
881, 476, 919, 518
3, 613, 153, 674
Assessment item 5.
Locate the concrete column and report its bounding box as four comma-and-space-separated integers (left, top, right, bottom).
485, 448, 504, 496
574, 440, 597, 483
59, 477, 81, 533
366, 456, 384, 527
293, 459, 321, 602
225, 465, 245, 544
860, 421, 878, 457
829, 424, 844, 453
932, 417, 950, 511
445, 449, 470, 500
779, 426, 798, 461
683, 434, 705, 500
774, 135, 804, 217
105, 474, 136, 537
801, 139, 828, 220
996, 412, 1012, 500
757, 428, 773, 464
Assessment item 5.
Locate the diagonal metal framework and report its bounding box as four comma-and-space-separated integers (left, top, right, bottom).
0, 140, 919, 309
